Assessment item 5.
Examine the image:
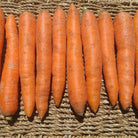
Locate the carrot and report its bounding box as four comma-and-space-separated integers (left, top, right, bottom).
0, 14, 19, 117
19, 12, 36, 117
81, 10, 102, 113
52, 7, 66, 107
114, 12, 135, 110
67, 4, 87, 116
133, 11, 138, 110
0, 9, 5, 77
36, 11, 52, 119
98, 12, 118, 106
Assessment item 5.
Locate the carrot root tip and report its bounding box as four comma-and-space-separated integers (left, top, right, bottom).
122, 107, 130, 111
54, 100, 61, 108
55, 105, 60, 108
77, 112, 84, 117
38, 111, 46, 120
92, 108, 98, 114
111, 101, 117, 107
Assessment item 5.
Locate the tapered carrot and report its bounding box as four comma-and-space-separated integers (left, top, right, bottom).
0, 9, 5, 77
114, 12, 135, 110
98, 12, 118, 106
81, 10, 102, 113
133, 11, 138, 110
19, 12, 36, 117
0, 14, 19, 117
52, 7, 66, 107
36, 11, 52, 119
67, 4, 87, 116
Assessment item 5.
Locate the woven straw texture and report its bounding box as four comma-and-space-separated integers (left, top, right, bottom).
0, 0, 138, 137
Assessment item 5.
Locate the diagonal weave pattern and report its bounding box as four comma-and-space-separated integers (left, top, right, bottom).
0, 0, 138, 137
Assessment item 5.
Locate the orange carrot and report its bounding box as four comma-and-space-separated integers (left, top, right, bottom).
36, 11, 52, 119
67, 4, 87, 116
98, 12, 118, 106
81, 10, 102, 113
52, 7, 66, 107
19, 12, 36, 117
114, 12, 135, 110
0, 14, 19, 117
0, 9, 5, 77
133, 11, 138, 110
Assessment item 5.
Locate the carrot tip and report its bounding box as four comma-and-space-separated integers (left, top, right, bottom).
121, 104, 130, 111
5, 116, 12, 121
55, 104, 60, 108
25, 112, 33, 118
77, 112, 84, 117
38, 111, 46, 120
112, 104, 116, 108
54, 100, 61, 108
122, 107, 130, 111
92, 108, 98, 113
111, 101, 117, 107
120, 100, 131, 111
70, 3, 76, 9
57, 6, 62, 10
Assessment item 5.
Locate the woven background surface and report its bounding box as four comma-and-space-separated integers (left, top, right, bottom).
0, 0, 138, 137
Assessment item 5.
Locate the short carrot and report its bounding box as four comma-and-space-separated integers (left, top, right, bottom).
52, 7, 66, 107
67, 4, 87, 116
98, 12, 118, 106
133, 11, 138, 110
0, 14, 19, 117
81, 10, 102, 113
0, 9, 5, 77
19, 12, 36, 117
114, 12, 135, 110
36, 11, 52, 119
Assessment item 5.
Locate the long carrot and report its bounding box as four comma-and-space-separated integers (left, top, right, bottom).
19, 12, 36, 117
133, 11, 138, 110
114, 12, 135, 110
98, 12, 118, 106
67, 4, 87, 116
0, 14, 19, 117
36, 11, 52, 119
81, 10, 102, 113
0, 9, 5, 77
52, 7, 66, 107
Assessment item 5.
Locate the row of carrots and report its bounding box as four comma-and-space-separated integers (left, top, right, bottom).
0, 4, 137, 120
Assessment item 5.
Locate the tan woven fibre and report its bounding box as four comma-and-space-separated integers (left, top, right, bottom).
0, 0, 138, 137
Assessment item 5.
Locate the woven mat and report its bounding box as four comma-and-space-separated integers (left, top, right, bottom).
0, 0, 138, 137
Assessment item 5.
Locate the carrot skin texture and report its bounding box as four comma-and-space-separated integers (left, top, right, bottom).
81, 10, 102, 113
134, 11, 138, 110
52, 7, 66, 107
67, 4, 87, 116
19, 12, 36, 117
0, 14, 19, 116
36, 11, 52, 119
98, 12, 118, 106
114, 12, 135, 110
0, 9, 5, 77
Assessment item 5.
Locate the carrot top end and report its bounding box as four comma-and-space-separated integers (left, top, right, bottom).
5, 116, 12, 121
82, 7, 88, 13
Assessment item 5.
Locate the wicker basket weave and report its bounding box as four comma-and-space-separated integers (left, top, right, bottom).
0, 0, 138, 137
